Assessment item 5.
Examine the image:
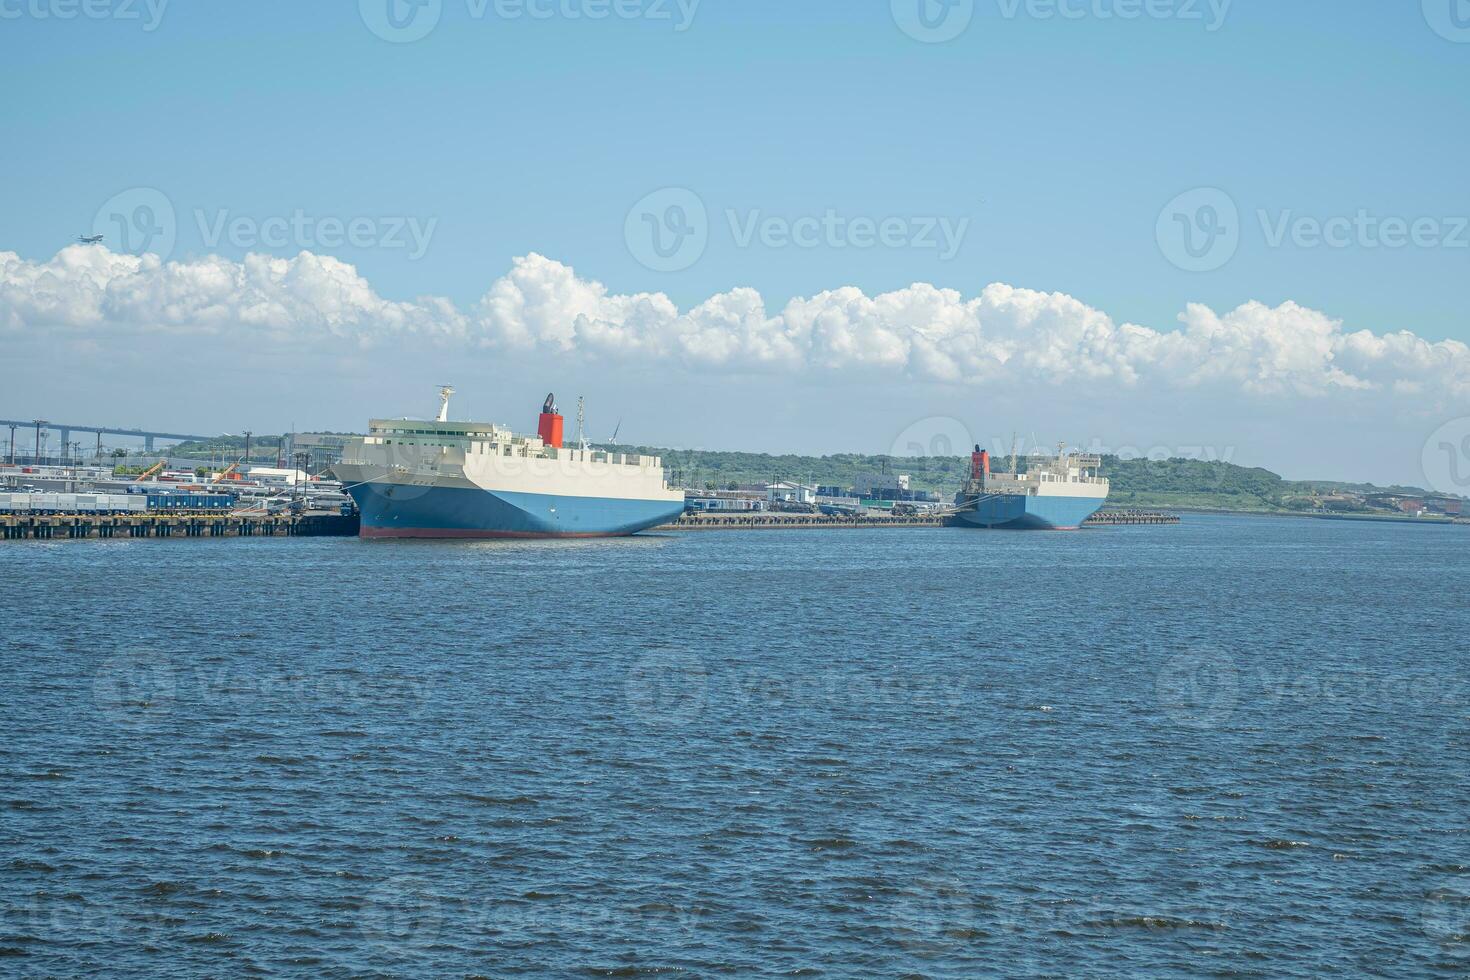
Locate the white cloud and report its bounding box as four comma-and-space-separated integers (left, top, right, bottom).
3, 245, 1467, 403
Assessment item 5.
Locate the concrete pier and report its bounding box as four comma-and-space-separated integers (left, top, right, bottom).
660, 509, 1178, 531
1, 513, 359, 540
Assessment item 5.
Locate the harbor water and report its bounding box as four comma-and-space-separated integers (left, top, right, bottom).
2, 515, 1467, 976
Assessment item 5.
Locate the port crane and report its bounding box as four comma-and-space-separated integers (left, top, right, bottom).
134, 459, 166, 481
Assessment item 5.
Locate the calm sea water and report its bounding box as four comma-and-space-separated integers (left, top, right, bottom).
2, 515, 1467, 977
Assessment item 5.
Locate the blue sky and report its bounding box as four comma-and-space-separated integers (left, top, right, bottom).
2, 1, 1468, 484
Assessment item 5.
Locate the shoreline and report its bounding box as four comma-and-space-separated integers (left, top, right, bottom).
1165, 506, 1466, 527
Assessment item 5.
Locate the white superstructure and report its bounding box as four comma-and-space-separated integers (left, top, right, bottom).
334, 417, 679, 502
982, 446, 1109, 499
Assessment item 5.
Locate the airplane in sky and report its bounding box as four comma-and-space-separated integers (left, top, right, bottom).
76, 234, 103, 244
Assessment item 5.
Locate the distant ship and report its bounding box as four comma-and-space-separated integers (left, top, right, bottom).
332, 387, 685, 539
949, 444, 1109, 530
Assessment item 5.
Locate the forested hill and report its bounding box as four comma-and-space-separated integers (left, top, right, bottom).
615, 445, 1435, 512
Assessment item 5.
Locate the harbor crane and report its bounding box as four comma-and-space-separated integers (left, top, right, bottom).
135, 460, 166, 481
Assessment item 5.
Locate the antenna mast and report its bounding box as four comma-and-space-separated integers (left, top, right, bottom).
436, 385, 455, 422
575, 396, 587, 450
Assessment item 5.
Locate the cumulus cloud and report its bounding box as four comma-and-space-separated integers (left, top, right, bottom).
2, 246, 1466, 402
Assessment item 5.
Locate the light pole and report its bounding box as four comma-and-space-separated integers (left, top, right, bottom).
293, 451, 311, 513
32, 420, 46, 466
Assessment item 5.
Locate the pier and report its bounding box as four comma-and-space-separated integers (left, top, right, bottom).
1, 512, 359, 540
659, 509, 1179, 531
662, 512, 946, 531
1085, 510, 1181, 525
2, 509, 1178, 540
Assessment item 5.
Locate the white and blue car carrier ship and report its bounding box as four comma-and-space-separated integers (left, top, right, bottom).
949, 444, 1109, 530
332, 387, 684, 539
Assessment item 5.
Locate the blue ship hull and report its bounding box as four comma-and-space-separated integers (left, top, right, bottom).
345, 482, 685, 539
949, 493, 1105, 530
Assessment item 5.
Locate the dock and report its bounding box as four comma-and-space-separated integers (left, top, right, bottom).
3, 509, 1179, 539
660, 509, 1179, 531
1085, 510, 1181, 525
661, 512, 945, 531
1, 512, 359, 540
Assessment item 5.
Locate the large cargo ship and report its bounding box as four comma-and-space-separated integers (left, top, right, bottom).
949, 444, 1109, 530
331, 388, 685, 539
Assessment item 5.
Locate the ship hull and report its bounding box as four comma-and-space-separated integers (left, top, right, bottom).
344, 481, 685, 539
948, 492, 1105, 530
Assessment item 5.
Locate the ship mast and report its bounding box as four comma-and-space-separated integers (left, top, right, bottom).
436, 385, 455, 423
575, 396, 587, 450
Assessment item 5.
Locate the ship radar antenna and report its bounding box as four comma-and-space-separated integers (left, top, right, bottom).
436, 384, 455, 422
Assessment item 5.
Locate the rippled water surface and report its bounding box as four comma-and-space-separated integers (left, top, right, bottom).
3, 515, 1468, 976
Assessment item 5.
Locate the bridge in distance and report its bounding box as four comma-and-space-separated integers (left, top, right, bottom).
0, 418, 216, 453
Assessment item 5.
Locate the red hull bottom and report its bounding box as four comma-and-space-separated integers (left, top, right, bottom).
360, 526, 634, 540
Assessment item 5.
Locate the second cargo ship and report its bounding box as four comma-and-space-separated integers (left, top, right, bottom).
332, 387, 685, 539
949, 444, 1109, 530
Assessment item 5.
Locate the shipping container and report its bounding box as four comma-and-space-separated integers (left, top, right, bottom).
144, 492, 234, 511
